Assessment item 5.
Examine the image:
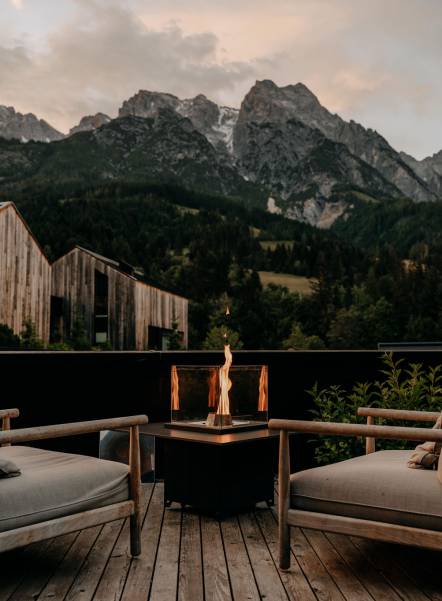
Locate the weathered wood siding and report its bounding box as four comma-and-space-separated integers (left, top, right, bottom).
0, 203, 51, 342
134, 282, 188, 350
52, 248, 136, 350
52, 247, 189, 350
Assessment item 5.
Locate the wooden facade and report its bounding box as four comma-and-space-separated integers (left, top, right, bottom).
52, 246, 188, 350
0, 202, 51, 343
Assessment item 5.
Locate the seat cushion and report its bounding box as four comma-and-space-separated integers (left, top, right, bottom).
0, 446, 129, 532
291, 450, 442, 531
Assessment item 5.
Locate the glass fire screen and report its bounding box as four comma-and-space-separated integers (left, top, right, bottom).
169, 365, 268, 432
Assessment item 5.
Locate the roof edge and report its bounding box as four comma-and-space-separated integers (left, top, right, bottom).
0, 201, 50, 264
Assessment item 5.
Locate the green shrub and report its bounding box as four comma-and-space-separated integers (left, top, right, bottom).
308, 353, 442, 465
20, 320, 44, 350
47, 341, 73, 351
0, 323, 21, 349
202, 326, 243, 350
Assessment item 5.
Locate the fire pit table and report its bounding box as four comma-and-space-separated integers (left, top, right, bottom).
141, 422, 278, 515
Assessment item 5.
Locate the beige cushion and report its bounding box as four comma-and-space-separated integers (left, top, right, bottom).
408, 412, 442, 469
291, 450, 442, 531
0, 446, 129, 532
0, 458, 20, 478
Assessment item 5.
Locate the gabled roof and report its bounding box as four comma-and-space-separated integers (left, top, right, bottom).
55, 245, 188, 300
0, 201, 50, 263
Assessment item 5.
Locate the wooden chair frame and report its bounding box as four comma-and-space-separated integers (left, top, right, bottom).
0, 409, 148, 555
269, 407, 442, 570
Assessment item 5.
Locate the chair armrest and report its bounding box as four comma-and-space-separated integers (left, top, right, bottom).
357, 407, 440, 423
268, 418, 442, 443
0, 409, 19, 420
0, 415, 148, 446
1, 409, 20, 447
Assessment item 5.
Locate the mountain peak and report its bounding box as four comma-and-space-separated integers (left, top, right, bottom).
118, 89, 238, 155
69, 112, 111, 136
254, 79, 278, 90
288, 82, 320, 101
239, 79, 322, 123
0, 105, 63, 142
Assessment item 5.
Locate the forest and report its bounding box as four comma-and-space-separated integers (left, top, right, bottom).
2, 180, 442, 350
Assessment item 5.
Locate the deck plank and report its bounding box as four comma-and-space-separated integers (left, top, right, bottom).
10, 534, 78, 601
239, 513, 289, 601
350, 537, 432, 601
325, 533, 401, 601
178, 512, 204, 601
303, 529, 374, 601
380, 545, 442, 601
292, 528, 346, 601
149, 508, 181, 601
120, 483, 164, 601
64, 519, 125, 601
93, 485, 154, 601
221, 517, 260, 601
255, 510, 317, 601
0, 484, 439, 601
201, 515, 232, 601
37, 527, 102, 601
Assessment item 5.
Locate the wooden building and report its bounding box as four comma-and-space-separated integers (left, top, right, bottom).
0, 202, 51, 343
51, 246, 188, 350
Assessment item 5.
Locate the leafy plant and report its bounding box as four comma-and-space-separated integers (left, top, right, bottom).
308, 353, 442, 465
167, 319, 184, 350
202, 326, 243, 350
69, 310, 92, 350
283, 322, 325, 350
20, 320, 44, 350
0, 323, 21, 349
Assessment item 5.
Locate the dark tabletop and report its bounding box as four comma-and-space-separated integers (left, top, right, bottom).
135, 422, 280, 446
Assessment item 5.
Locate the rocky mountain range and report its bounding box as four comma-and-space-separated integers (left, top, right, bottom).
1, 80, 441, 228
0, 105, 63, 143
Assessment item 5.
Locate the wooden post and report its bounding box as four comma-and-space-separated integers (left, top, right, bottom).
438, 448, 442, 485
278, 430, 291, 570
0, 409, 19, 447
129, 425, 142, 557
1, 416, 11, 447
366, 416, 375, 454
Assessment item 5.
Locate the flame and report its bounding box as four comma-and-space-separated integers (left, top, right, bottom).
171, 365, 180, 410
217, 344, 232, 416
258, 366, 268, 412
208, 367, 219, 408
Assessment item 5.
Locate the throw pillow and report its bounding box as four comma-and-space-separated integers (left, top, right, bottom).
408, 413, 442, 470
0, 457, 21, 478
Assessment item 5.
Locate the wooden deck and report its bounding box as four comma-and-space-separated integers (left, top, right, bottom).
1, 482, 441, 601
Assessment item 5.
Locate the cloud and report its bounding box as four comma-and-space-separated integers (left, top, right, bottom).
0, 1, 255, 133
1, 0, 442, 158
9, 0, 23, 9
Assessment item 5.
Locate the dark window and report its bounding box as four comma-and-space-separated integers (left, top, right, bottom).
94, 270, 109, 344
50, 296, 64, 342
148, 326, 175, 350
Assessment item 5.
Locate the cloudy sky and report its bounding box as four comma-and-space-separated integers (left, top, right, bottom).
1, 0, 441, 158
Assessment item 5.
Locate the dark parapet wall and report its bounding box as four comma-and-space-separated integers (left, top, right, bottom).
2, 349, 442, 467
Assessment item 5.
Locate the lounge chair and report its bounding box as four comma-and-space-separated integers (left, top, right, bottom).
0, 408, 148, 555
269, 407, 442, 570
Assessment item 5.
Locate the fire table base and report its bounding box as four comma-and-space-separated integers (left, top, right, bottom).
162, 429, 276, 515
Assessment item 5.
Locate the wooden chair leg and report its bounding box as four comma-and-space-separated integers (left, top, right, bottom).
279, 519, 290, 570
129, 425, 142, 556
279, 430, 291, 570
130, 514, 141, 557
